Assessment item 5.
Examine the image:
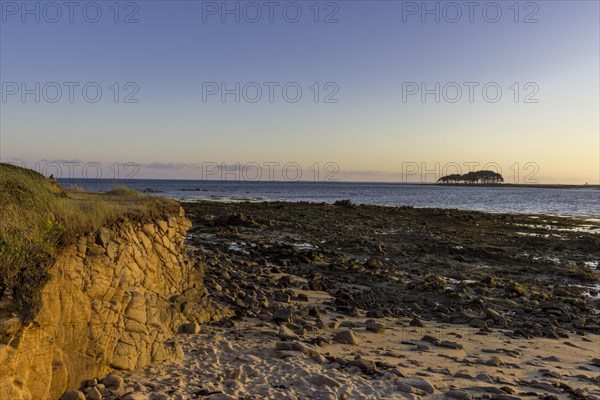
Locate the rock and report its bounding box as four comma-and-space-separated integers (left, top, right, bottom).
179, 323, 201, 334
482, 276, 496, 287
440, 340, 463, 349
490, 395, 520, 400
445, 390, 473, 400
410, 317, 425, 327
486, 356, 504, 367
278, 325, 299, 341
308, 307, 321, 318
102, 374, 124, 391
60, 391, 86, 400
476, 373, 494, 383
273, 308, 294, 323
427, 367, 451, 375
296, 293, 309, 302
542, 355, 560, 362
416, 344, 431, 352
400, 378, 435, 394
453, 371, 473, 379
332, 330, 361, 345
469, 318, 487, 328
348, 358, 378, 374
390, 368, 408, 378
366, 321, 385, 333
274, 292, 291, 303
367, 309, 385, 318
96, 228, 111, 247
122, 393, 148, 400
421, 334, 441, 346
313, 336, 332, 347
311, 374, 341, 387
276, 341, 321, 358
86, 386, 103, 400
396, 382, 427, 396
207, 394, 235, 400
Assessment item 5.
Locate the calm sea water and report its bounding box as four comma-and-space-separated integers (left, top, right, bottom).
58, 179, 600, 217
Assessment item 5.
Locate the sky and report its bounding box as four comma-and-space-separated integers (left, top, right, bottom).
0, 0, 599, 183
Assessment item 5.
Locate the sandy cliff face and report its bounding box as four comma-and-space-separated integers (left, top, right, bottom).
0, 208, 219, 400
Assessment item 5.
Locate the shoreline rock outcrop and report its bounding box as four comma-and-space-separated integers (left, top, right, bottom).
0, 207, 222, 400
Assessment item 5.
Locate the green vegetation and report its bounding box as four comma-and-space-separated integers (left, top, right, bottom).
106, 185, 142, 197
0, 163, 177, 319
437, 170, 504, 184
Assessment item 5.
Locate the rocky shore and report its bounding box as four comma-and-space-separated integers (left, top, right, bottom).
63, 201, 600, 400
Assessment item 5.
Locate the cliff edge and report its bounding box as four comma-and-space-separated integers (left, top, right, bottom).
0, 164, 221, 400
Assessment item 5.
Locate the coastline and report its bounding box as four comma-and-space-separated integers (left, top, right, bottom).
83, 199, 600, 399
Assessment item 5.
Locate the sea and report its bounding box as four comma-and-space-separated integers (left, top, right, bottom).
57, 179, 600, 218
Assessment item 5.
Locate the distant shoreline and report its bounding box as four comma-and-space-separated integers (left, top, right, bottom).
57, 178, 600, 190
431, 183, 600, 189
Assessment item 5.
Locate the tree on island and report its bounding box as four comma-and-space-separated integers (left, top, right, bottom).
437, 170, 504, 184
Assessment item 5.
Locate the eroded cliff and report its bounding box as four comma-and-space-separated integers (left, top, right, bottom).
0, 207, 220, 400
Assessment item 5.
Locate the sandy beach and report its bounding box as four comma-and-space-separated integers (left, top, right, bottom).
69, 201, 599, 400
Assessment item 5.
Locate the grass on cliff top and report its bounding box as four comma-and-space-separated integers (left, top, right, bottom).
0, 163, 178, 318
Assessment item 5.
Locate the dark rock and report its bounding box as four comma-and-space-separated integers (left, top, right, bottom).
366, 321, 385, 334
366, 309, 385, 318
440, 340, 463, 349
273, 308, 294, 323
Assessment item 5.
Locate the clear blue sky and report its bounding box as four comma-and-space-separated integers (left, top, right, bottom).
1, 1, 598, 183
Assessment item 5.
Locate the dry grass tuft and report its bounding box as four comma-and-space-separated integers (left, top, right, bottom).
0, 163, 178, 318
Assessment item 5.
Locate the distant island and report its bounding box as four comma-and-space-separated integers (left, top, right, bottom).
437, 170, 504, 184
